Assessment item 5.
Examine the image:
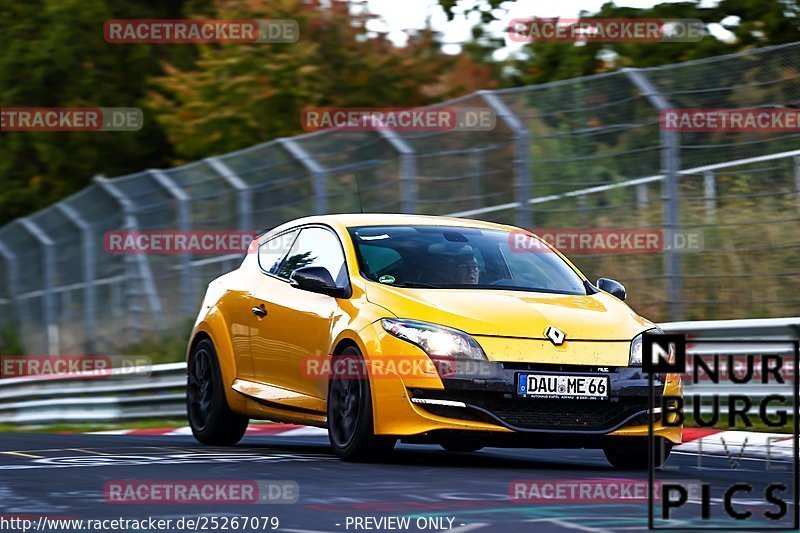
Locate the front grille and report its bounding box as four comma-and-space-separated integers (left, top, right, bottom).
411, 389, 651, 431
485, 396, 647, 429
500, 362, 619, 373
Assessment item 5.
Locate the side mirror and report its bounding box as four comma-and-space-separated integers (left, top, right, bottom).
596, 278, 626, 301
291, 266, 350, 298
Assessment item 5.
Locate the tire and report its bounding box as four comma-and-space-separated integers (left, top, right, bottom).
603, 437, 672, 469
327, 347, 396, 461
187, 338, 249, 446
440, 440, 483, 453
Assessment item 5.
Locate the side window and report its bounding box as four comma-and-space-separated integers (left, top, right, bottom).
274, 227, 348, 285
258, 230, 297, 275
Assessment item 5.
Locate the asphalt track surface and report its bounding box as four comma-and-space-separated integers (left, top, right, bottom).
0, 432, 795, 532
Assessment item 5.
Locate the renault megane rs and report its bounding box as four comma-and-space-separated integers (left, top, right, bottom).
186, 214, 682, 468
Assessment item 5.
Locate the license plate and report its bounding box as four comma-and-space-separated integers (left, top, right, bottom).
517, 373, 609, 400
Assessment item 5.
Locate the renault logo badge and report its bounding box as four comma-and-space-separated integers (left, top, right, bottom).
545, 326, 566, 346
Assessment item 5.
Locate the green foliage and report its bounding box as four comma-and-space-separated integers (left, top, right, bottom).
0, 325, 24, 355
121, 318, 196, 364
147, 0, 460, 162
0, 0, 200, 226
436, 0, 507, 24
496, 0, 800, 85
0, 418, 190, 433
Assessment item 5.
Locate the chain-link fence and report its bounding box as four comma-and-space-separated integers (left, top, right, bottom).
1, 43, 798, 356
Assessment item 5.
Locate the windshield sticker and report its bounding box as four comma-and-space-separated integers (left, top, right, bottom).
378, 275, 396, 284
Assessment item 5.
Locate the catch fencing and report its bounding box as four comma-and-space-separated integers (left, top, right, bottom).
0, 43, 799, 355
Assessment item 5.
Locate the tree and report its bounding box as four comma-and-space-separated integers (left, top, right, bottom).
0, 0, 202, 226
436, 0, 507, 24
447, 0, 800, 85
148, 0, 472, 162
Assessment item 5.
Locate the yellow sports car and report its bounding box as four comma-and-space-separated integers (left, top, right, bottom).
186, 214, 682, 467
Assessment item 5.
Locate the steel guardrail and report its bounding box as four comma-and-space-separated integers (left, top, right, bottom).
0, 319, 796, 424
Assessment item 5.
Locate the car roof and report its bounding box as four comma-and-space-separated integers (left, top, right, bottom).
261, 213, 518, 237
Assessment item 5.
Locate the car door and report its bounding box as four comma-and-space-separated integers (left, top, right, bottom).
236, 228, 298, 380
250, 225, 348, 405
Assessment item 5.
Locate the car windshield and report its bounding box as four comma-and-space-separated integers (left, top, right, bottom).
348, 225, 588, 295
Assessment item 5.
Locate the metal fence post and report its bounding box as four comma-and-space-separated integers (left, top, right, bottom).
205, 157, 253, 231
94, 175, 166, 335
18, 218, 59, 355
279, 138, 327, 215
703, 170, 717, 220
377, 129, 417, 214
795, 155, 800, 212
624, 68, 683, 321
56, 203, 97, 354
477, 91, 532, 228
148, 170, 194, 317
0, 239, 20, 338
469, 148, 485, 210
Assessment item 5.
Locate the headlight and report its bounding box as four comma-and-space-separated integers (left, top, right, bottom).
381, 318, 487, 361
629, 327, 665, 366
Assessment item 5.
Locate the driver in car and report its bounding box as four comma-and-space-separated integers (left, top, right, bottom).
427, 243, 481, 285
452, 252, 480, 285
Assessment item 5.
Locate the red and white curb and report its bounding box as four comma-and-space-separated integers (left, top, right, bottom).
677, 427, 795, 461
88, 424, 796, 460
89, 423, 327, 438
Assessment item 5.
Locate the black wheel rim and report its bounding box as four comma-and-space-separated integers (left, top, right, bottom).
188, 347, 213, 431
329, 358, 362, 448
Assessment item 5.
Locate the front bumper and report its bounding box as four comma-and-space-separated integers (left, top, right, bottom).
366, 357, 682, 446
361, 322, 683, 445
410, 363, 674, 433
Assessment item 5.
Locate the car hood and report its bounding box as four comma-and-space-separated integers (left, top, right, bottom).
365, 282, 654, 341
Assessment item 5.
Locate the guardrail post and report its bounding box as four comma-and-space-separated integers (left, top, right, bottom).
577, 194, 588, 216
56, 204, 97, 354
94, 175, 165, 336
18, 218, 59, 355
0, 238, 21, 339
624, 68, 683, 321
205, 157, 253, 231
636, 183, 649, 209
377, 129, 417, 214
279, 138, 327, 215
703, 170, 717, 220
148, 170, 194, 317
478, 91, 532, 228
